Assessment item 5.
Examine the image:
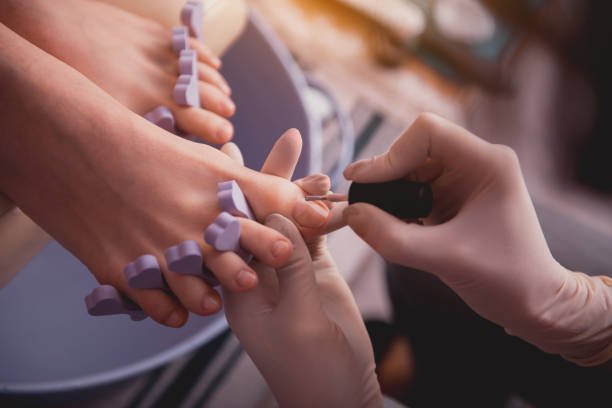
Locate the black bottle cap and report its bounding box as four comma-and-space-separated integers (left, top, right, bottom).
348, 179, 433, 219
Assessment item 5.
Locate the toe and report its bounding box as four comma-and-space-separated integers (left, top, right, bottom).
173, 107, 234, 144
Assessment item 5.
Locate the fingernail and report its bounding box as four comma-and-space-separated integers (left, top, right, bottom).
216, 121, 233, 142
344, 160, 367, 179
213, 56, 222, 68
202, 295, 220, 312
271, 240, 291, 259
236, 269, 258, 289
165, 311, 184, 327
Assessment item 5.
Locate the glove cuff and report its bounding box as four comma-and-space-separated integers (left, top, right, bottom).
507, 273, 612, 367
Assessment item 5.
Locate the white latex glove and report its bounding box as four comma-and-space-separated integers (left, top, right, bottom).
223, 214, 383, 408
343, 113, 612, 367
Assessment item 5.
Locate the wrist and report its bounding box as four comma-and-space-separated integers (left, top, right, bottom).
555, 273, 612, 366
509, 270, 612, 367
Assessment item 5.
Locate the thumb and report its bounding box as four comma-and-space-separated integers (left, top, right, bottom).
264, 214, 322, 315
344, 203, 438, 271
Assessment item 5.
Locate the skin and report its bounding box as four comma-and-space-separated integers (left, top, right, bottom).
0, 0, 235, 144
0, 24, 329, 328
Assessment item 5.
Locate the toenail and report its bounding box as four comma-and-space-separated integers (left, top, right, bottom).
221, 82, 231, 95
235, 269, 257, 289
202, 295, 220, 312
223, 99, 235, 114
216, 122, 233, 141
272, 240, 290, 259
166, 311, 184, 327
293, 200, 328, 228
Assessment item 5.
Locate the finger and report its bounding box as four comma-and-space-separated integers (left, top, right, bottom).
409, 158, 444, 183
221, 142, 244, 165
294, 173, 331, 196
173, 107, 234, 144
343, 203, 439, 272
189, 38, 222, 68
343, 113, 491, 182
205, 250, 259, 292
264, 214, 323, 314
239, 218, 293, 268
260, 128, 303, 179
222, 262, 277, 329
199, 82, 235, 117
198, 62, 231, 95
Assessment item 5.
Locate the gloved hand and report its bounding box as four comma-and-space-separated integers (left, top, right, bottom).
223, 214, 383, 408
343, 113, 612, 367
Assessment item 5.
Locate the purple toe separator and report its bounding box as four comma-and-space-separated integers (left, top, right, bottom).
173, 74, 200, 107
85, 285, 147, 321
179, 49, 198, 76
144, 106, 175, 133
203, 181, 255, 268
172, 26, 189, 53
204, 212, 242, 252
165, 240, 203, 276
124, 254, 165, 289
218, 180, 254, 219
181, 0, 203, 40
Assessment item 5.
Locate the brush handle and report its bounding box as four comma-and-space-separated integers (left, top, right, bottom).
348, 179, 433, 219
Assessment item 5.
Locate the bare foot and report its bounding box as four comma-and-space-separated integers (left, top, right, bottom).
0, 26, 329, 327
0, 0, 235, 144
